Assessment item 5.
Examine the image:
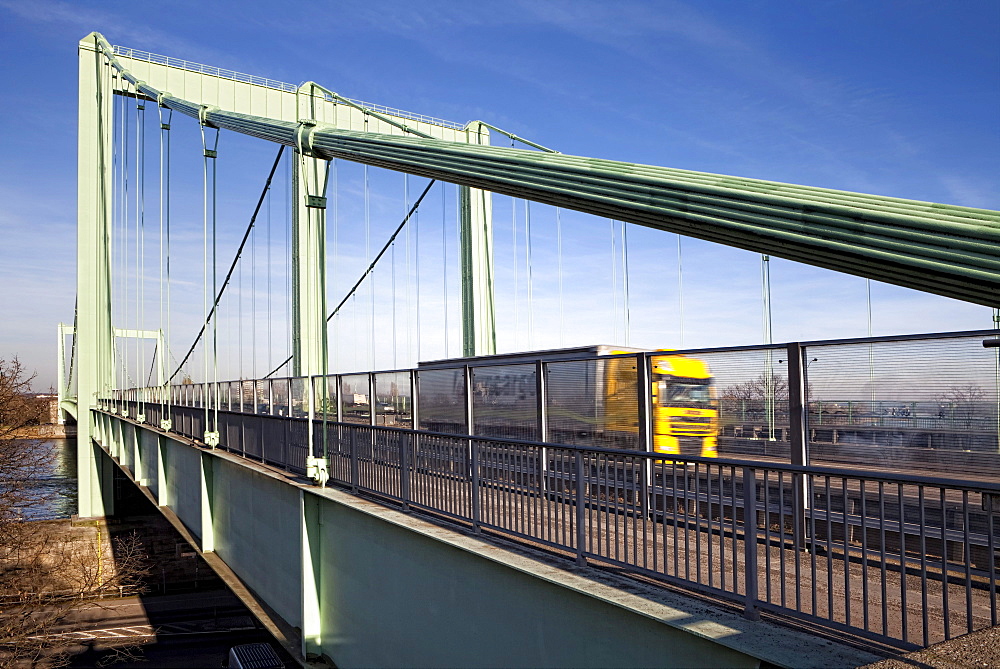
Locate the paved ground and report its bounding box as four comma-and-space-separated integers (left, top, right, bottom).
62, 589, 294, 668
53, 483, 295, 668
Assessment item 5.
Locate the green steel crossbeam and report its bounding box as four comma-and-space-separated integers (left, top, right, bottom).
105, 38, 999, 308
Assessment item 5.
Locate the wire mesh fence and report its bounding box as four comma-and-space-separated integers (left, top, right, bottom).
103, 329, 1000, 650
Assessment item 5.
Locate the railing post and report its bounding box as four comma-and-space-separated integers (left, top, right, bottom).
637, 352, 653, 515
410, 368, 420, 475
400, 431, 411, 512
350, 428, 359, 494
787, 342, 810, 548
307, 376, 316, 459
410, 369, 420, 431
742, 465, 760, 620
336, 375, 343, 475
464, 364, 480, 532
536, 360, 548, 495
369, 373, 376, 428
471, 439, 481, 534
787, 342, 809, 466
575, 449, 587, 566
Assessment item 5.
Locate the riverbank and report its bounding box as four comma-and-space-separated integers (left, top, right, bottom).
10, 422, 76, 439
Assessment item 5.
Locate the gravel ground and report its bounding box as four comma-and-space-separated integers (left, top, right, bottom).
861, 625, 1000, 668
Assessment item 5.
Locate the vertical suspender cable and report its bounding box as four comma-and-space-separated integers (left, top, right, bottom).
442, 185, 449, 358
267, 163, 272, 377
157, 102, 166, 413
164, 105, 171, 417
610, 220, 619, 344
993, 308, 1000, 454
622, 220, 631, 347
136, 98, 145, 407
111, 79, 119, 396
364, 113, 374, 371
403, 174, 410, 365
135, 97, 141, 397
556, 207, 564, 346
512, 196, 519, 347
252, 173, 257, 378
866, 278, 874, 400
455, 187, 461, 354
200, 120, 220, 435
414, 179, 421, 363
511, 137, 519, 350
761, 254, 775, 440
392, 241, 397, 368
365, 164, 374, 370
331, 158, 338, 372
524, 200, 533, 350
114, 80, 123, 395
286, 151, 292, 375
122, 81, 131, 392
677, 235, 685, 348
211, 132, 220, 431
239, 230, 244, 382
202, 123, 210, 422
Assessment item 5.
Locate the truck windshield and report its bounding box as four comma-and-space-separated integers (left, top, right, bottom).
658, 379, 713, 407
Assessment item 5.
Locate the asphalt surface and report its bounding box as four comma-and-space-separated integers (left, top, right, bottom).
61, 589, 295, 668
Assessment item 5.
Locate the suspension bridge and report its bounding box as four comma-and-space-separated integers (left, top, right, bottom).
63, 32, 1000, 667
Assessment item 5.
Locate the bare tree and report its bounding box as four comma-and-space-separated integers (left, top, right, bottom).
937, 383, 986, 404
0, 358, 151, 667
721, 373, 790, 404
936, 383, 990, 427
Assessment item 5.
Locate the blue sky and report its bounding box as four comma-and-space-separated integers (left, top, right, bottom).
0, 1, 997, 389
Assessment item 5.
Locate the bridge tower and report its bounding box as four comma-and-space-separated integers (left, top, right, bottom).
75, 32, 497, 511
76, 35, 117, 517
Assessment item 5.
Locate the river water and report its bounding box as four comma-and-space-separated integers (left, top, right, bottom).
14, 437, 78, 520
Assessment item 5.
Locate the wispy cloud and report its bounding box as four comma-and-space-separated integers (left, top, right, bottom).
0, 0, 256, 75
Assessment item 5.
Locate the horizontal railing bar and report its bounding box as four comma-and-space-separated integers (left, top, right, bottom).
799, 328, 999, 348
112, 402, 1000, 493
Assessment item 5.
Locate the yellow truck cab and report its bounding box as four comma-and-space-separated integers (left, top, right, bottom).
649, 353, 718, 458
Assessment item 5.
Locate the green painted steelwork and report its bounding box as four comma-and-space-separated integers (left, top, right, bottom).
101, 53, 999, 308
94, 413, 877, 668
77, 34, 117, 517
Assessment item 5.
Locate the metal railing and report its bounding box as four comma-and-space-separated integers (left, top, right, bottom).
114, 330, 1000, 478
112, 44, 464, 129
101, 330, 1000, 649
105, 398, 999, 650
